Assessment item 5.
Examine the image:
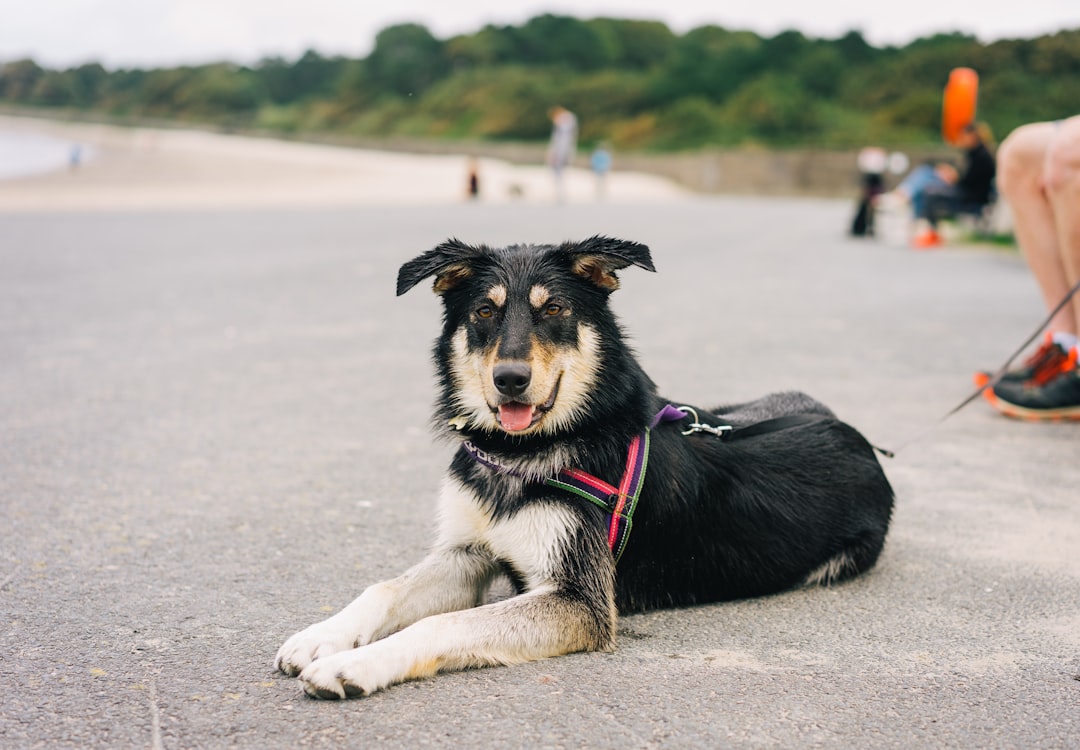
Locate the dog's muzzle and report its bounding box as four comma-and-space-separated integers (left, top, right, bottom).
490, 370, 561, 433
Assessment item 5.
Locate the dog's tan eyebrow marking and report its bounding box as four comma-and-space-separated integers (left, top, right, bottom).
487, 285, 507, 307
529, 285, 550, 309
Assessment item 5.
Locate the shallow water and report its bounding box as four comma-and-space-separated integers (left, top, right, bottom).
0, 129, 92, 179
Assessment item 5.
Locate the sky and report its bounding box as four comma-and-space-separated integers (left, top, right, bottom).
2, 0, 1079, 69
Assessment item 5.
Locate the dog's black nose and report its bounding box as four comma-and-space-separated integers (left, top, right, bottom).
493, 362, 532, 398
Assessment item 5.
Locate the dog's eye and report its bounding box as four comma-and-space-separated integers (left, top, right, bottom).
544, 303, 563, 317
476, 305, 494, 319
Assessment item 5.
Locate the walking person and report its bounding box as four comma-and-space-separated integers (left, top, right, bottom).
590, 143, 612, 202
546, 106, 577, 203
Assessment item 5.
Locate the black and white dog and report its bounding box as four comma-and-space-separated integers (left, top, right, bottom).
276, 236, 894, 699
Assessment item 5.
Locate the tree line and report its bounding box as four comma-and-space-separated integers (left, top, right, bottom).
2, 15, 1078, 150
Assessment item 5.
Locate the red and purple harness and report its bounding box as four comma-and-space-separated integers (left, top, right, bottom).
462, 405, 687, 562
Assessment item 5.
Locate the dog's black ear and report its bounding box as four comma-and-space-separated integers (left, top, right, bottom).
396, 239, 482, 296
566, 235, 655, 291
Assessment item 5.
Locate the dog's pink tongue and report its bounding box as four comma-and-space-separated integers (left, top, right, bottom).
499, 403, 534, 431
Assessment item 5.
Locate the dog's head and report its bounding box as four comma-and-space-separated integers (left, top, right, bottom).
397, 236, 654, 438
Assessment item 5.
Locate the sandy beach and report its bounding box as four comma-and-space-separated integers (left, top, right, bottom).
0, 115, 687, 212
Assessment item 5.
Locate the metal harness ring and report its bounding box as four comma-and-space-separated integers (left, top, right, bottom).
676, 406, 734, 438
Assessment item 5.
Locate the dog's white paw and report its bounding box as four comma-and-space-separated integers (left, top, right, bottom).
297, 645, 405, 700
275, 620, 359, 677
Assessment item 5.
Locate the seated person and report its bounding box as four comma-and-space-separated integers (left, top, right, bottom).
982, 115, 1080, 420
879, 122, 997, 248
883, 161, 958, 218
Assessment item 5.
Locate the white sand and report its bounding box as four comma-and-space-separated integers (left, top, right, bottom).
0, 115, 687, 212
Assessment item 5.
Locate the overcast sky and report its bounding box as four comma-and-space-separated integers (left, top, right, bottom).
3, 0, 1079, 68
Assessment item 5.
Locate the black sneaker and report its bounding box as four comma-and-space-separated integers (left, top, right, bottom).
974, 334, 1073, 388
986, 364, 1080, 421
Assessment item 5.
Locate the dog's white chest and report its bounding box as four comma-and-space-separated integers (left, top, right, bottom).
436, 478, 578, 588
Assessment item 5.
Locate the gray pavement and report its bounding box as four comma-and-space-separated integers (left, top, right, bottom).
1, 198, 1078, 749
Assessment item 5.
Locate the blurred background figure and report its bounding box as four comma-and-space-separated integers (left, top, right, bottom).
590, 142, 612, 201
882, 160, 956, 221
465, 156, 480, 201
881, 122, 996, 248
851, 146, 887, 237
914, 122, 997, 247
546, 106, 577, 203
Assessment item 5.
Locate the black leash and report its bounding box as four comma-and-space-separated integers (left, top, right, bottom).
725, 414, 834, 441
881, 276, 1080, 456
676, 407, 896, 456
729, 414, 897, 458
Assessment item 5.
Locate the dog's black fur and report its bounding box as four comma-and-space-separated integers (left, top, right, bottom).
276, 236, 893, 698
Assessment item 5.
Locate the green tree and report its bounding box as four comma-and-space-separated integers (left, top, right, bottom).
654, 27, 765, 104
414, 66, 559, 139
258, 50, 345, 104
585, 18, 677, 70
98, 67, 148, 114
762, 30, 809, 70
1028, 30, 1080, 75
724, 73, 822, 142
138, 67, 199, 115
173, 64, 262, 115
365, 23, 447, 97
69, 63, 108, 106
515, 14, 616, 70
651, 96, 727, 148
30, 70, 76, 106
444, 25, 522, 68
795, 45, 846, 97
833, 30, 878, 64
0, 59, 45, 100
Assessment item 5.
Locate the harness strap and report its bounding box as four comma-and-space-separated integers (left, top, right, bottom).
545, 429, 650, 561
460, 406, 682, 561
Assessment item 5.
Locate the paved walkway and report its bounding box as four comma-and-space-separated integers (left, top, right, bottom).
2, 198, 1077, 748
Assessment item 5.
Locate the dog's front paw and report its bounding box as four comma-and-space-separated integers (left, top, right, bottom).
297, 646, 403, 700
275, 620, 359, 677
